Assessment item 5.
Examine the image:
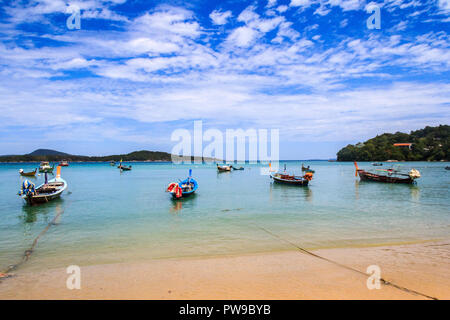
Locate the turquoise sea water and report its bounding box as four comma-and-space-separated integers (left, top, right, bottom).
0, 161, 449, 273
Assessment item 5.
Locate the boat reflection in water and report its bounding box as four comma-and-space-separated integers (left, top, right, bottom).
169, 193, 198, 213
20, 198, 64, 225
269, 182, 313, 202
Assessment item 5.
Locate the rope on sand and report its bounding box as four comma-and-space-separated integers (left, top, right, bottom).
0, 204, 68, 279
254, 224, 438, 300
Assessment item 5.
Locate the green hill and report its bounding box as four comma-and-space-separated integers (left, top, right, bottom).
336, 125, 449, 161
0, 149, 218, 163
28, 149, 70, 156
0, 150, 173, 162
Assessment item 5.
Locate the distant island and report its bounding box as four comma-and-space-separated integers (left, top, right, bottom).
337, 125, 449, 161
0, 149, 215, 163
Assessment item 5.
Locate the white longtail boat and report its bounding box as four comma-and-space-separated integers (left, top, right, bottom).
19, 166, 67, 205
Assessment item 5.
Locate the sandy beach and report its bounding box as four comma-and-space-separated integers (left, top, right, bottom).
0, 241, 448, 300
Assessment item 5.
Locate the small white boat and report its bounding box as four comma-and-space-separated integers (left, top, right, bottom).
19, 166, 67, 205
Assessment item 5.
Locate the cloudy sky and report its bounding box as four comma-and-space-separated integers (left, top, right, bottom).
0, 0, 449, 159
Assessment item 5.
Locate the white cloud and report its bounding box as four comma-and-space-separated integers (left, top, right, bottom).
128, 38, 180, 54
328, 0, 361, 11
290, 0, 312, 7
267, 0, 278, 7
132, 7, 200, 38
314, 5, 331, 16
277, 5, 289, 13
438, 0, 450, 12
237, 6, 260, 23
390, 21, 408, 32
209, 9, 233, 25
227, 26, 258, 47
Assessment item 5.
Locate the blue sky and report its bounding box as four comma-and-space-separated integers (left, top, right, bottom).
0, 0, 449, 159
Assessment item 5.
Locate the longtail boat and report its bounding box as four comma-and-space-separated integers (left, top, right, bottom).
59, 160, 69, 167
354, 162, 420, 184
271, 164, 313, 186
18, 166, 67, 205
117, 159, 132, 171
301, 164, 315, 173
372, 162, 383, 166
19, 168, 37, 177
217, 164, 232, 172
39, 161, 54, 173
166, 169, 198, 198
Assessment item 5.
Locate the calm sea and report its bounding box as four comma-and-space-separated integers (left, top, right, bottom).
0, 161, 449, 272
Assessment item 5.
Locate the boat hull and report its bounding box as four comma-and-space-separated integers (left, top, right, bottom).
20, 170, 37, 177
25, 192, 63, 205
357, 170, 415, 184
271, 175, 309, 186
171, 190, 196, 198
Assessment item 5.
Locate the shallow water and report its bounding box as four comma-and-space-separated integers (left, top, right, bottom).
0, 161, 449, 272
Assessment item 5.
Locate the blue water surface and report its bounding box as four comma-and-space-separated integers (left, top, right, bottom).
0, 161, 448, 272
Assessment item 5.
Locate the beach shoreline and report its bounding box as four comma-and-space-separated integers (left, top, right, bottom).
1, 241, 448, 300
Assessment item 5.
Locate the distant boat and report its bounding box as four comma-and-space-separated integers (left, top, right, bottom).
166, 169, 198, 198
18, 166, 67, 205
217, 164, 232, 172
110, 161, 116, 166
59, 160, 69, 167
39, 161, 54, 173
354, 162, 420, 184
372, 162, 383, 166
232, 166, 244, 170
117, 159, 132, 171
19, 168, 37, 177
445, 166, 450, 170
271, 164, 313, 186
301, 164, 315, 173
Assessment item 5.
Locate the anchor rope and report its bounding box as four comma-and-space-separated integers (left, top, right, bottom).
0, 200, 70, 278
254, 224, 438, 300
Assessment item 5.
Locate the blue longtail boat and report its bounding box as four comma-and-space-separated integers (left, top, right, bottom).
166, 169, 198, 199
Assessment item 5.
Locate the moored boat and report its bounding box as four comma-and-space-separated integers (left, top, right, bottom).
217, 164, 232, 172
59, 160, 69, 167
232, 166, 244, 170
354, 162, 420, 184
110, 161, 116, 166
301, 164, 315, 173
372, 162, 383, 166
117, 159, 132, 171
271, 165, 313, 186
18, 166, 67, 205
166, 169, 198, 198
39, 161, 54, 173
19, 168, 37, 177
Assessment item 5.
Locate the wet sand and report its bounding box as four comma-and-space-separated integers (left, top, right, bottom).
0, 241, 449, 300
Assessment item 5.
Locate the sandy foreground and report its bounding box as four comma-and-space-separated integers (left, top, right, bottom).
0, 241, 449, 300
